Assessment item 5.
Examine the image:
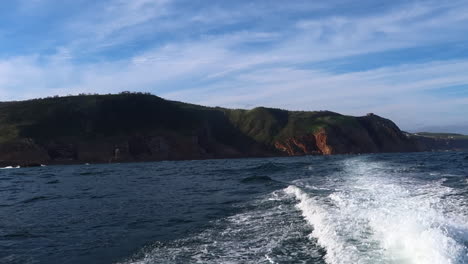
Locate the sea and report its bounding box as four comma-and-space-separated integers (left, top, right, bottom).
0, 152, 467, 264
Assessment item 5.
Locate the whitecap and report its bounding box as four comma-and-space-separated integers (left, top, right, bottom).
1, 166, 20, 169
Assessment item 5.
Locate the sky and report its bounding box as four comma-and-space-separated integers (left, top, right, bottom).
0, 0, 467, 133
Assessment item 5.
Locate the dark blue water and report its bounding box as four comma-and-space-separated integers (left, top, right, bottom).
0, 152, 467, 264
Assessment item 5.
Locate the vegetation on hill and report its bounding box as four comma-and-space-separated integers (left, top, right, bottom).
0, 93, 367, 147
0, 92, 452, 166
225, 107, 361, 145
0, 93, 246, 145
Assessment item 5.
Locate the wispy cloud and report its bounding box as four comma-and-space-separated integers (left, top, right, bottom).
0, 0, 467, 131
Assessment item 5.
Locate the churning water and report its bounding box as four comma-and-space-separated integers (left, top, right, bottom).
1, 152, 467, 264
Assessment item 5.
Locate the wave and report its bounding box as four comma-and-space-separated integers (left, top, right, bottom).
78, 169, 115, 176
21, 195, 61, 204
118, 190, 323, 264
222, 161, 312, 175
46, 180, 60, 184
1, 166, 20, 169
240, 175, 276, 183
285, 185, 366, 264
117, 156, 468, 264
233, 162, 289, 175
285, 159, 468, 264
2, 230, 42, 239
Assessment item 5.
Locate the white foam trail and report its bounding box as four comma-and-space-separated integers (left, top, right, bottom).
286, 159, 468, 264
285, 185, 367, 264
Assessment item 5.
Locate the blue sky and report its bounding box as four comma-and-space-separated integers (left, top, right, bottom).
1, 0, 468, 132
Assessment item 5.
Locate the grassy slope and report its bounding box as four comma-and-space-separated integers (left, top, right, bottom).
0, 93, 266, 156
0, 94, 195, 141
225, 107, 362, 145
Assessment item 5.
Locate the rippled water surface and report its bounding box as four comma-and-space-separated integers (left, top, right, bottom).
1, 152, 467, 264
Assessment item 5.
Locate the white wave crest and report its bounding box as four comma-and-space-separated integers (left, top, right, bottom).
1, 165, 20, 169
285, 185, 367, 264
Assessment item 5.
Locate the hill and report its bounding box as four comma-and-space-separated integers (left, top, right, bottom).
0, 92, 454, 166
413, 132, 468, 139
409, 132, 468, 151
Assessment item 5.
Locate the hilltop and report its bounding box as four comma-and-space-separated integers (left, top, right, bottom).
0, 93, 460, 166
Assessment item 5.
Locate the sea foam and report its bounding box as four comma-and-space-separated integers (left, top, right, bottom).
286, 159, 468, 264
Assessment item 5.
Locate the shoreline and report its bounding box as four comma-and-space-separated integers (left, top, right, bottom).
2, 149, 465, 169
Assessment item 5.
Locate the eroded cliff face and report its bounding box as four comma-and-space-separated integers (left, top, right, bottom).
274, 134, 320, 155
273, 114, 418, 155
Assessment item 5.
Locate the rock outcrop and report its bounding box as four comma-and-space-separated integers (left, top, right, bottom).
273, 114, 417, 155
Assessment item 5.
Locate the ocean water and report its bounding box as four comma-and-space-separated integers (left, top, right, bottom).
0, 152, 467, 264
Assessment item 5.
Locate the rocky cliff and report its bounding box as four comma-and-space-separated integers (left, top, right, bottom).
273, 113, 417, 155
0, 93, 459, 167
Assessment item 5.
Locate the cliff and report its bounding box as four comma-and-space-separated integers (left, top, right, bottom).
0, 93, 458, 166
238, 110, 418, 155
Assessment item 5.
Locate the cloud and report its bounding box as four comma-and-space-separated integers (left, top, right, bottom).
161, 59, 468, 130
0, 0, 468, 131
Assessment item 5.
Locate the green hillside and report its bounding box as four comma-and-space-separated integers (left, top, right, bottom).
225, 107, 361, 145
0, 92, 421, 166
0, 93, 363, 147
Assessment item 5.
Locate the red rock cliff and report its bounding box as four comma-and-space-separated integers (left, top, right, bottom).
274, 114, 417, 155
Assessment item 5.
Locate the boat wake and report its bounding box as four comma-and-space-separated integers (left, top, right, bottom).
121, 157, 468, 264
286, 159, 468, 264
